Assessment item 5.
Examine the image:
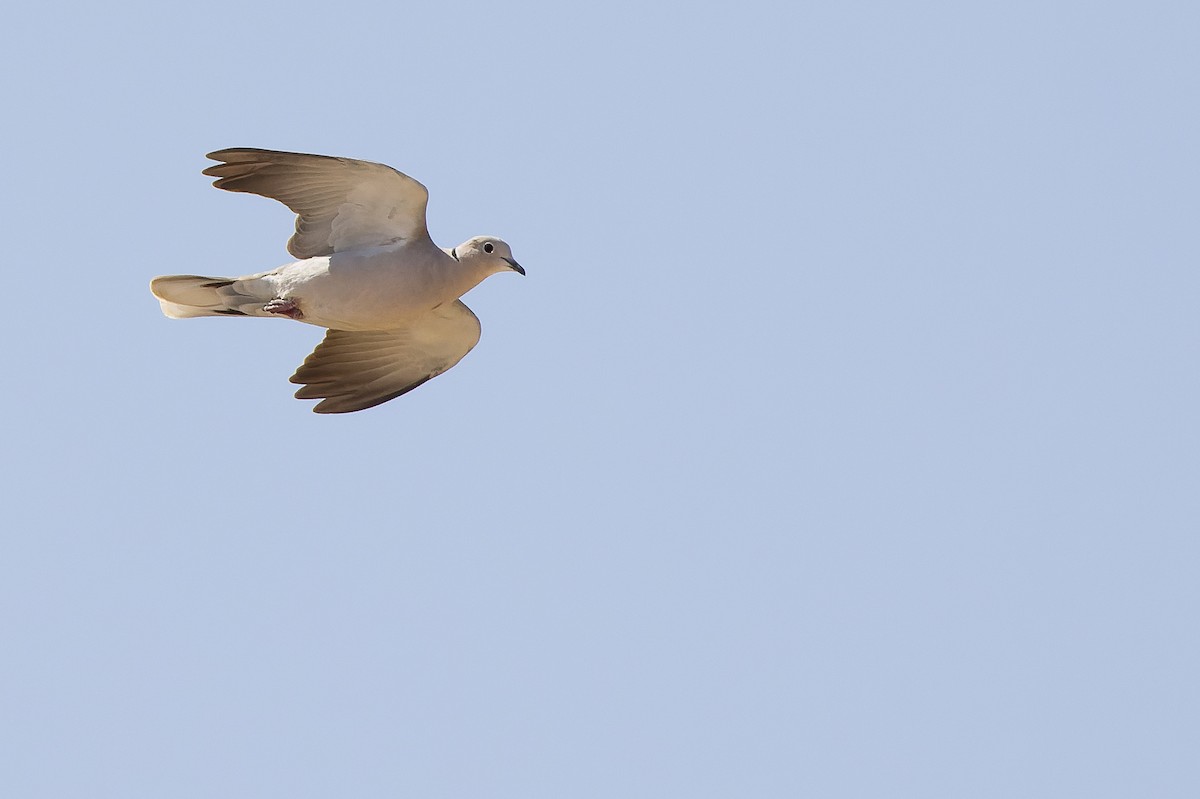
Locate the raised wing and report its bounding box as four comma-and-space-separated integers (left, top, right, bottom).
289, 301, 482, 413
204, 148, 431, 259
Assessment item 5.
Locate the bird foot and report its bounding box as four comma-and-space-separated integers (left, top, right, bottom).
263, 298, 303, 320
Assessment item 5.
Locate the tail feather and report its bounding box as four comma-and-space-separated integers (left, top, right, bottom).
150, 274, 265, 318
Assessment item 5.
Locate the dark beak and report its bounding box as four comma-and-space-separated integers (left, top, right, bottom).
503, 258, 526, 276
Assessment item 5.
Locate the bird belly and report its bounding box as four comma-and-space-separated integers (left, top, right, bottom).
265, 252, 450, 331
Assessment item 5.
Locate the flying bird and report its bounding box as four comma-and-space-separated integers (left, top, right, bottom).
150, 148, 524, 413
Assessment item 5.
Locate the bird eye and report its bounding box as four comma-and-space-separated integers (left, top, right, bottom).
483, 242, 494, 254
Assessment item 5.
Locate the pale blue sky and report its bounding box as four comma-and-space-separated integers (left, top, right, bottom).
2, 0, 1198, 796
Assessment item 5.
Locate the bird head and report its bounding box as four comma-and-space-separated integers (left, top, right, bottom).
450, 236, 524, 276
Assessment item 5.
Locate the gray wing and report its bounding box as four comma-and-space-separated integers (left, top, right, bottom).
290, 301, 482, 413
203, 148, 431, 259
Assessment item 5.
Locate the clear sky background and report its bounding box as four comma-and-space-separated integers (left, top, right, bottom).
2, 0, 1198, 796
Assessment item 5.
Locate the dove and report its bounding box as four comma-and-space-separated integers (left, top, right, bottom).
150, 148, 524, 414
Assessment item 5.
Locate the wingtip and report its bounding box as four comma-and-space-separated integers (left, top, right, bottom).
205, 147, 262, 160
203, 148, 252, 178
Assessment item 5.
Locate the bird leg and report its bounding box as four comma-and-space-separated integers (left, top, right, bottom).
263, 298, 303, 320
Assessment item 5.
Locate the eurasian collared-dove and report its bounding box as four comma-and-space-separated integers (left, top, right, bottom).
150, 148, 523, 414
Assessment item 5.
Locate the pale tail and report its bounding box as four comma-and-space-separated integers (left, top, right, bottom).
150, 275, 265, 318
